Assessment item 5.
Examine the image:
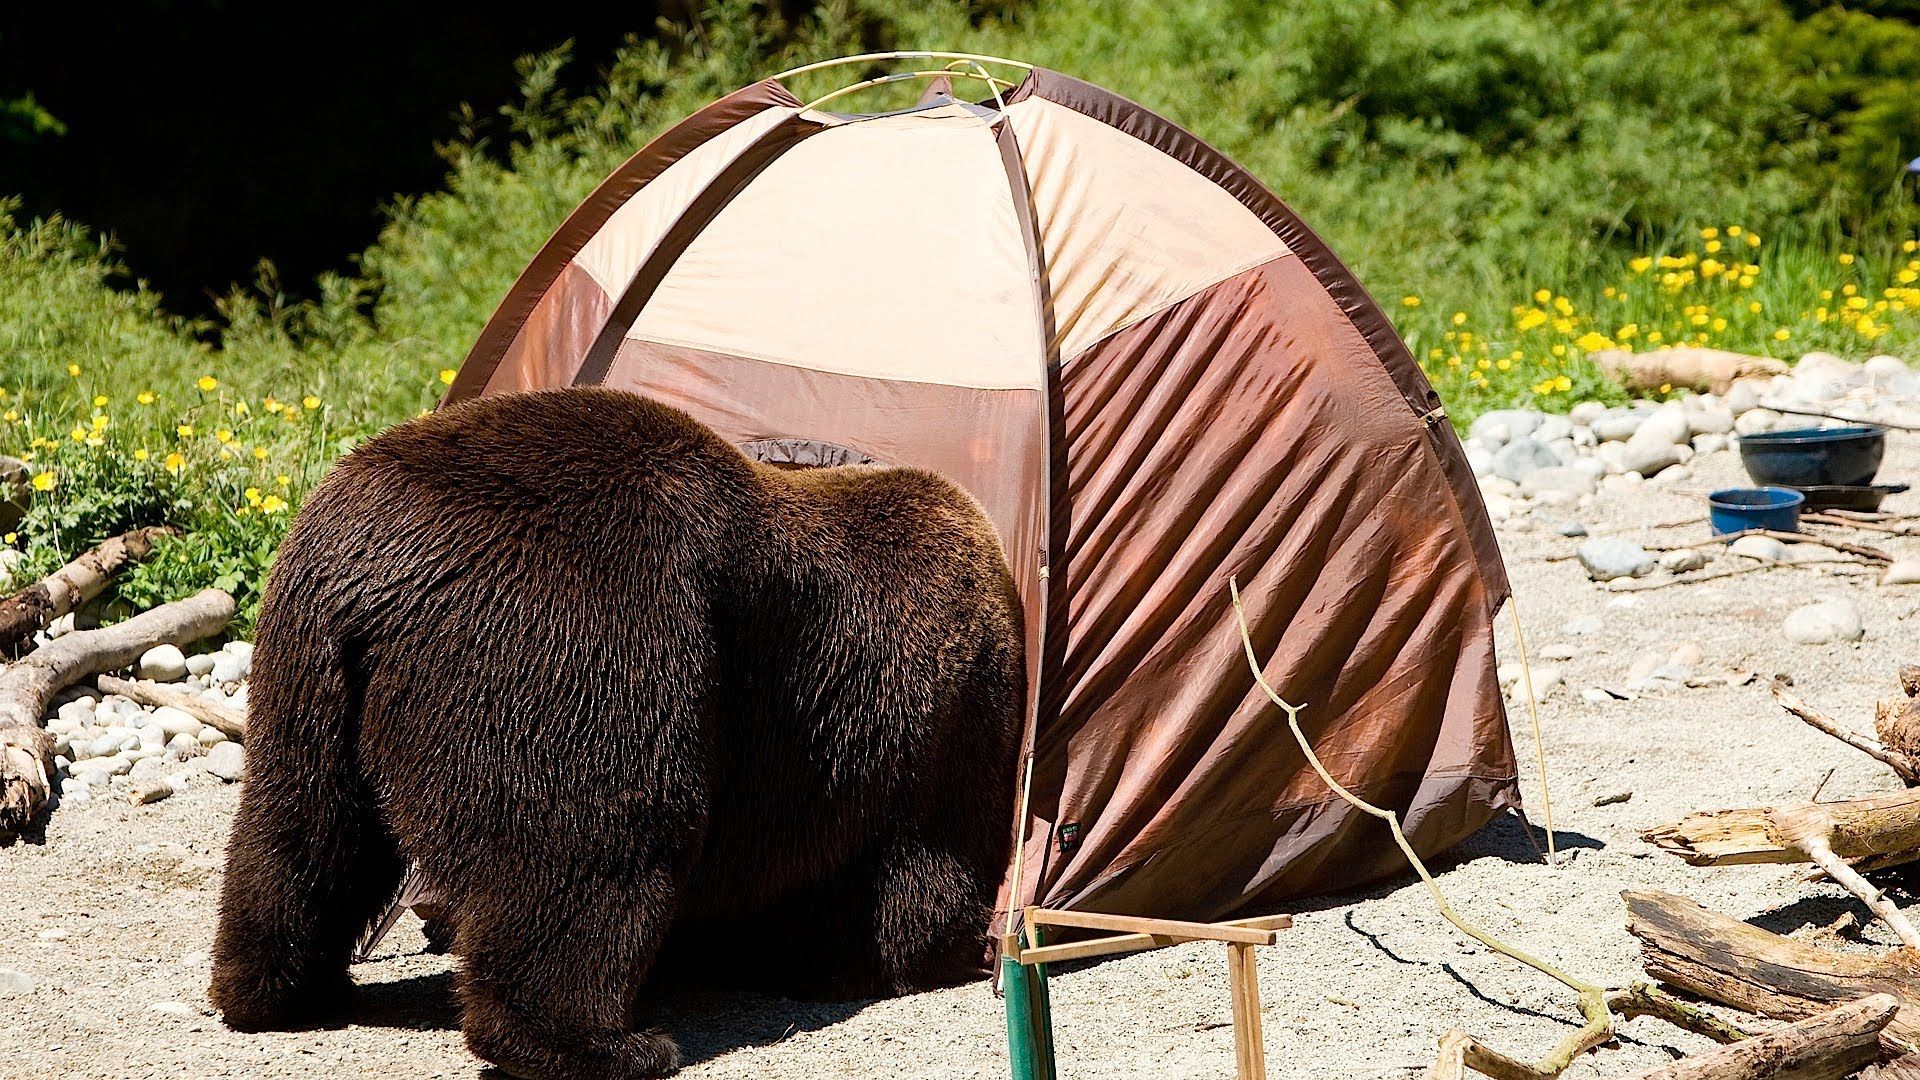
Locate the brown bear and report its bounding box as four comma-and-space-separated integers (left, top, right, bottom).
208, 388, 1024, 1079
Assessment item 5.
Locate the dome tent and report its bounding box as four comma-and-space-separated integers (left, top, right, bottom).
443, 53, 1519, 928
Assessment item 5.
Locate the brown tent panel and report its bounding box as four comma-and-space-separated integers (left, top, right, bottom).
445, 59, 1518, 927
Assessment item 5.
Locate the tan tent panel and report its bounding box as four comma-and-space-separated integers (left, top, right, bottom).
445, 60, 1518, 931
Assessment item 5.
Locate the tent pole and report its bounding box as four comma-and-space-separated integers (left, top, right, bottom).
1506, 598, 1557, 863
771, 51, 1033, 83
1003, 925, 1056, 1080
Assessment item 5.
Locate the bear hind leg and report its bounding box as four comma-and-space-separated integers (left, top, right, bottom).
456, 864, 682, 1080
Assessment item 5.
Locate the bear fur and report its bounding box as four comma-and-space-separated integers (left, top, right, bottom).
208, 388, 1025, 1079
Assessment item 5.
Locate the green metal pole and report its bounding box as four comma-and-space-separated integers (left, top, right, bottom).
1003, 928, 1056, 1080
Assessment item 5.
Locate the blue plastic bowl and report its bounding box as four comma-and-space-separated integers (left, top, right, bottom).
1708, 486, 1805, 536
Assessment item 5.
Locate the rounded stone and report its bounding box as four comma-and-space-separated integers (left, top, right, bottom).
136, 644, 189, 682
1783, 599, 1865, 645
204, 742, 246, 783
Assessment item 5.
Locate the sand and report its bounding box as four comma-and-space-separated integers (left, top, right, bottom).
4, 437, 1918, 1079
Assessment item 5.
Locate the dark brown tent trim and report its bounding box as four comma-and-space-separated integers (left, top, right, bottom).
1014, 68, 1509, 607
445, 79, 802, 406
571, 114, 821, 388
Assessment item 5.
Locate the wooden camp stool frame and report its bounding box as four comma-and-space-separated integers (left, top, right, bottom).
1001, 907, 1293, 1080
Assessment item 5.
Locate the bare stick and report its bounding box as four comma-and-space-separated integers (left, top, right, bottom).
1231, 580, 1614, 1076
95, 674, 244, 741
1774, 684, 1920, 784
1805, 839, 1920, 951
0, 588, 234, 838
0, 527, 174, 653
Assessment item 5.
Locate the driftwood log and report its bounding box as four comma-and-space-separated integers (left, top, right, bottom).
1624, 890, 1920, 1054
0, 527, 173, 653
1613, 993, 1895, 1080
0, 588, 234, 838
95, 674, 244, 741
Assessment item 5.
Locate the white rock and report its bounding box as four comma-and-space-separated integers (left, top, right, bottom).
1728, 535, 1789, 562
148, 1001, 195, 1018
185, 653, 217, 677
45, 612, 75, 638
54, 699, 95, 728
1685, 405, 1735, 435
1725, 381, 1761, 416
1619, 434, 1682, 476
1492, 436, 1559, 483
1468, 409, 1542, 448
1601, 473, 1644, 494
1535, 416, 1574, 443
1638, 405, 1691, 446
1669, 641, 1706, 666
1580, 687, 1616, 705
1571, 456, 1605, 479
204, 742, 246, 782
36, 928, 68, 942
136, 726, 166, 751
1592, 411, 1644, 442
1691, 433, 1729, 455
1483, 494, 1515, 522
225, 641, 254, 662
165, 732, 201, 759
0, 968, 36, 998
137, 644, 189, 682
84, 733, 122, 759
1563, 616, 1604, 635
0, 548, 23, 588
1497, 662, 1523, 688
1884, 559, 1920, 585
197, 727, 228, 746
1736, 408, 1782, 435
1538, 643, 1579, 661
210, 654, 246, 684
1648, 464, 1690, 486
1659, 549, 1709, 573
1577, 539, 1656, 582
1466, 446, 1494, 479
1509, 666, 1563, 699
1783, 598, 1866, 645
1867, 354, 1909, 381
1568, 401, 1608, 426
150, 707, 201, 738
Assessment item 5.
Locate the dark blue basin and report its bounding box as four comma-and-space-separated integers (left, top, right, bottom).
1708, 487, 1805, 535
1737, 425, 1885, 488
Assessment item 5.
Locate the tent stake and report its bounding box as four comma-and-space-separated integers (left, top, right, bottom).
1507, 598, 1557, 863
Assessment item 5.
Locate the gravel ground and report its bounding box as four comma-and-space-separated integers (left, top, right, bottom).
6, 434, 1920, 1080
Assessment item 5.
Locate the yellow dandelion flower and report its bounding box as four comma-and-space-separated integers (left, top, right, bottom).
2, 410, 15, 423
1533, 288, 1552, 303
253, 446, 269, 460
30, 471, 54, 492
67, 425, 86, 443
176, 424, 194, 438
1575, 331, 1613, 351
1844, 283, 1858, 296
1746, 233, 1761, 248
197, 375, 218, 392
1900, 269, 1917, 284
1401, 295, 1420, 307
1905, 239, 1918, 253
1629, 256, 1652, 274
1774, 328, 1791, 341
1748, 301, 1762, 314
234, 401, 249, 416
1711, 317, 1727, 331
275, 474, 290, 487
65, 364, 80, 377
2, 533, 12, 545
1704, 240, 1722, 253
302, 395, 320, 410
1551, 343, 1567, 357
1617, 323, 1638, 339
1658, 382, 1672, 395
1727, 226, 1743, 237
438, 368, 458, 385
1553, 296, 1574, 316
1496, 358, 1512, 371
1647, 330, 1664, 343
1451, 311, 1467, 326
133, 448, 149, 462
1555, 375, 1572, 392
261, 494, 288, 514
215, 428, 233, 444
1839, 253, 1856, 265
1699, 258, 1724, 278
264, 398, 283, 414
245, 487, 263, 506
91, 395, 107, 407
136, 391, 155, 405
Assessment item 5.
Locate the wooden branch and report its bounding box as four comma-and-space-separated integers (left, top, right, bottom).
0, 527, 173, 653
1642, 789, 1920, 866
1014, 914, 1292, 966
95, 674, 244, 741
1025, 907, 1279, 946
1774, 685, 1920, 785
1624, 889, 1920, 1053
0, 588, 234, 838
1609, 993, 1895, 1079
